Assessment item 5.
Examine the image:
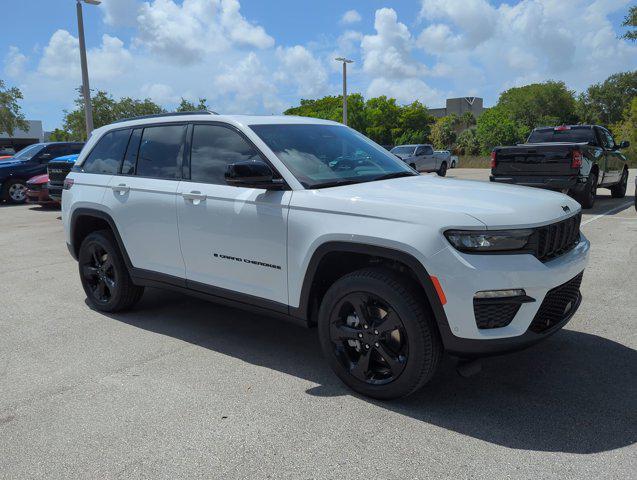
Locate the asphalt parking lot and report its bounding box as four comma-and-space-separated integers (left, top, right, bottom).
1, 169, 636, 479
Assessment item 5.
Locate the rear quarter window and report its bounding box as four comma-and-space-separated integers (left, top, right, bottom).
81, 129, 132, 174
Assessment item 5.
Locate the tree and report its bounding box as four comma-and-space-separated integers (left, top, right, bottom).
0, 80, 29, 136
394, 101, 434, 145
61, 89, 165, 140
577, 71, 637, 125
284, 94, 367, 133
459, 111, 476, 130
430, 114, 459, 149
497, 81, 578, 134
455, 127, 481, 155
475, 106, 526, 154
176, 97, 210, 112
610, 96, 637, 166
49, 128, 71, 142
621, 6, 636, 41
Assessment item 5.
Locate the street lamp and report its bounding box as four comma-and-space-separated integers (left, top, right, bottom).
76, 0, 101, 137
335, 57, 353, 126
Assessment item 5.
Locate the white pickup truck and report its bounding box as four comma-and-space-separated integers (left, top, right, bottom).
390, 144, 450, 176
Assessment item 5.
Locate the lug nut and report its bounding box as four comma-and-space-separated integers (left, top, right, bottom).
358, 333, 363, 338
365, 344, 370, 349
363, 324, 368, 329
374, 330, 379, 335
374, 342, 379, 347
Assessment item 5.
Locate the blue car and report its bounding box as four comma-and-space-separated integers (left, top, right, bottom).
47, 154, 80, 202
0, 142, 83, 204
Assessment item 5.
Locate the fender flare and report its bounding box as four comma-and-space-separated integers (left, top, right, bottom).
290, 241, 449, 331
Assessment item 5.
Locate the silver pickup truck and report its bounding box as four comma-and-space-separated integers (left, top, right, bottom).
390, 144, 450, 176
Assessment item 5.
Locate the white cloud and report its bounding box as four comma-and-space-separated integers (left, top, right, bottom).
135, 0, 273, 65
276, 45, 329, 97
419, 0, 497, 47
140, 83, 178, 104
37, 30, 132, 81
367, 77, 443, 106
4, 46, 27, 79
341, 9, 362, 24
100, 0, 139, 27
361, 8, 426, 79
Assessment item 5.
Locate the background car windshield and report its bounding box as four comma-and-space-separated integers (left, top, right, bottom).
390, 146, 416, 155
250, 124, 414, 188
11, 144, 44, 161
527, 128, 596, 144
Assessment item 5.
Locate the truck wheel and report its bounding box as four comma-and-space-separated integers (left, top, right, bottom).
451, 160, 456, 168
610, 169, 628, 199
318, 268, 442, 400
2, 179, 28, 204
577, 172, 597, 209
78, 230, 144, 312
437, 162, 448, 177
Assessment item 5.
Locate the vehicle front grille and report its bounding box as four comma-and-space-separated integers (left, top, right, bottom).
47, 163, 73, 185
528, 272, 583, 333
534, 213, 581, 262
474, 301, 521, 329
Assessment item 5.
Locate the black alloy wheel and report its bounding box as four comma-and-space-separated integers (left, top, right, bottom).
438, 162, 448, 177
82, 243, 117, 305
78, 230, 144, 312
318, 268, 442, 399
328, 292, 408, 385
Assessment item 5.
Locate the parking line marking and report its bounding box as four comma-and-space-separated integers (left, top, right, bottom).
581, 201, 634, 226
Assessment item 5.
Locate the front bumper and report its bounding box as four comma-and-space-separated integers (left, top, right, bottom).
26, 186, 57, 205
48, 183, 63, 202
426, 233, 590, 356
490, 174, 584, 192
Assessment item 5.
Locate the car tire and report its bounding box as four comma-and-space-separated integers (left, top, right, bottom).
78, 230, 144, 312
2, 179, 28, 204
318, 267, 442, 400
610, 168, 628, 199
576, 172, 597, 209
437, 162, 448, 177
451, 160, 456, 168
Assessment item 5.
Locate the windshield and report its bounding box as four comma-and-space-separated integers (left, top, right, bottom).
250, 124, 416, 188
12, 144, 45, 161
390, 146, 416, 156
527, 128, 596, 144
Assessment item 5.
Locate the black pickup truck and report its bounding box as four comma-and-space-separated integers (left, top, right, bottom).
490, 125, 630, 208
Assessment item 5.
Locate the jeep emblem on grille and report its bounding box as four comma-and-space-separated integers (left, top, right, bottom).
562, 205, 570, 213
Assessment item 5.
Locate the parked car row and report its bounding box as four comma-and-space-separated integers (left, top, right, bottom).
0, 142, 82, 206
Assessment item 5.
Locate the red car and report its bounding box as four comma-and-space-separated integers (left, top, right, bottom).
26, 173, 58, 207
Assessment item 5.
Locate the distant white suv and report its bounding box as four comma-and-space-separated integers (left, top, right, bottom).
62, 112, 590, 399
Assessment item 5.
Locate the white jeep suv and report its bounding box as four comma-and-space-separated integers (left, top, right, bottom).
62, 112, 589, 399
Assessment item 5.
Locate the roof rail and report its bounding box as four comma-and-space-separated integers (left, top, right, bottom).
112, 110, 218, 124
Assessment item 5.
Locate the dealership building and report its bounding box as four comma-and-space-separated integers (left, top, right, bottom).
0, 120, 46, 153
428, 97, 485, 119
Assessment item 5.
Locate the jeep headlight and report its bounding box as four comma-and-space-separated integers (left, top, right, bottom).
444, 229, 534, 253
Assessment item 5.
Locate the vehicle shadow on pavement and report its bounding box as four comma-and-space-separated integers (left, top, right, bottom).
104, 288, 636, 455
585, 193, 635, 216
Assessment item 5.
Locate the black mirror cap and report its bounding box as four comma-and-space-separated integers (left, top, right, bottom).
225, 160, 284, 189
618, 140, 630, 149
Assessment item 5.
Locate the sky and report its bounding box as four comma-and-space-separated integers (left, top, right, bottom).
2, 0, 636, 131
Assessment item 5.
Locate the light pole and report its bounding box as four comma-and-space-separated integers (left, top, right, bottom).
76, 0, 101, 137
335, 57, 353, 125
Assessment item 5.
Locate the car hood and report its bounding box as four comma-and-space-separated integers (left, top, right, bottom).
296, 174, 581, 229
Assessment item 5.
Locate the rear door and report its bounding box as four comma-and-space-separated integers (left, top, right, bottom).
176, 123, 290, 306
102, 124, 187, 279
597, 127, 622, 185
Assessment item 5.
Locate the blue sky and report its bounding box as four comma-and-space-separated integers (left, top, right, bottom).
2, 0, 635, 130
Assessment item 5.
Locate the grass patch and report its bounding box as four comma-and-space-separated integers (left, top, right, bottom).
456, 156, 491, 168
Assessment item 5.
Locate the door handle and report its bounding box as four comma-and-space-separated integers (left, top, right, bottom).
182, 191, 207, 202
112, 183, 129, 195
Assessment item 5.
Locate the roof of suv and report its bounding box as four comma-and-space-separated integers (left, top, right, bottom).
102, 114, 342, 131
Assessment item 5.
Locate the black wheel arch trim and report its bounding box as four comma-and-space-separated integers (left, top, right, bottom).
289, 241, 450, 331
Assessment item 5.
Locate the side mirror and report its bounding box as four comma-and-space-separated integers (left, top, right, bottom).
225, 160, 284, 189
617, 140, 630, 149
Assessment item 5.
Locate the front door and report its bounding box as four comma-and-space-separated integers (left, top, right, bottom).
415, 145, 435, 172
598, 128, 622, 185
176, 123, 290, 306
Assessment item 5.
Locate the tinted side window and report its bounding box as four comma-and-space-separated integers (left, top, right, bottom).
136, 125, 186, 179
601, 129, 615, 149
82, 130, 131, 174
121, 128, 142, 175
415, 147, 424, 155
190, 124, 261, 185
423, 146, 434, 155
69, 144, 84, 154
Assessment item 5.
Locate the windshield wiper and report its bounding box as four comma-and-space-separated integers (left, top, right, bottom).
312, 179, 363, 189
372, 171, 417, 181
